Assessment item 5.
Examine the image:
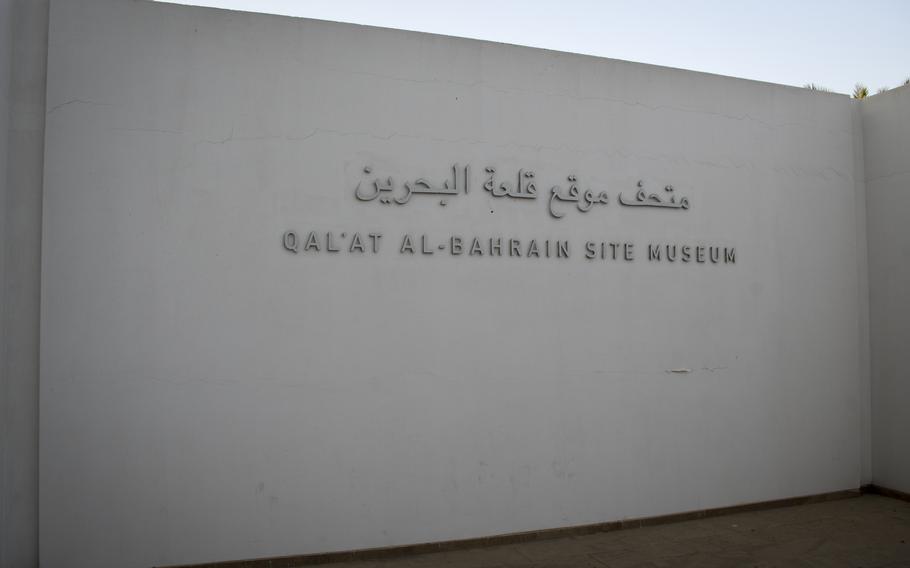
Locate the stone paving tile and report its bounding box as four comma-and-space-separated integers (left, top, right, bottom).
308, 496, 910, 568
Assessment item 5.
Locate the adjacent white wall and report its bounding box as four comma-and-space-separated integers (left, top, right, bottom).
0, 2, 47, 568
0, 2, 12, 562
863, 85, 910, 495
39, 1, 871, 567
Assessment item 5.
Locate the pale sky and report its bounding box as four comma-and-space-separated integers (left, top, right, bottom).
158, 0, 909, 96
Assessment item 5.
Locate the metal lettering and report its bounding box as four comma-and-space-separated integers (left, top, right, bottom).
283, 231, 299, 253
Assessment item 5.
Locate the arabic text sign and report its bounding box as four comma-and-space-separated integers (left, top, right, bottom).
353, 163, 690, 219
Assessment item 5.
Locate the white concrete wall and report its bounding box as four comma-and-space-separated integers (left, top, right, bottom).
0, 2, 12, 562
1, 2, 47, 567
863, 85, 910, 494
41, 1, 870, 566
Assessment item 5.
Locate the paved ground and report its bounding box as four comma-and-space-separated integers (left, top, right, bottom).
318, 495, 910, 568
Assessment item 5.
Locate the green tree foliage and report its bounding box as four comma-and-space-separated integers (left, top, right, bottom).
803, 77, 908, 96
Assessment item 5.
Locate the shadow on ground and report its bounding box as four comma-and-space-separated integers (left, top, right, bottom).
317, 495, 910, 568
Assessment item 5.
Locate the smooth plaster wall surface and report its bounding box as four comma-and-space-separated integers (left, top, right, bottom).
41, 1, 870, 566
1, 1, 47, 567
0, 2, 12, 563
863, 86, 910, 494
